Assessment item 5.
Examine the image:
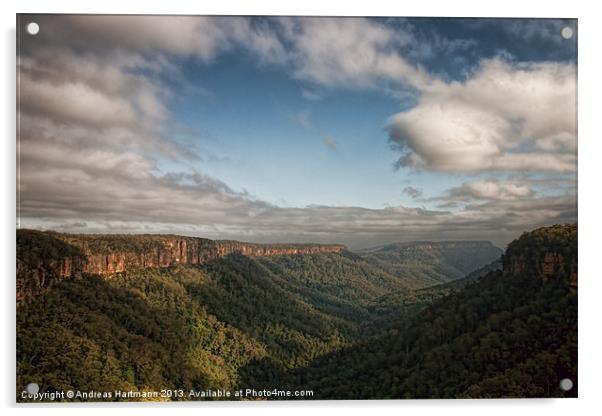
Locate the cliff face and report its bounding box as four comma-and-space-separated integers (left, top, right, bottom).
16, 231, 345, 302
506, 252, 575, 278
59, 239, 346, 277
502, 224, 577, 291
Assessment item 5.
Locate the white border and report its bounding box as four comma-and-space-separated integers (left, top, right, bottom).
2, 1, 601, 415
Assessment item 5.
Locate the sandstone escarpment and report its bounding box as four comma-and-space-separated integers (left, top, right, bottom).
502, 224, 577, 291
16, 230, 345, 302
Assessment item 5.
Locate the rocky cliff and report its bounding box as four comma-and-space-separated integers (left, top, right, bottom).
502, 224, 577, 291
16, 230, 345, 302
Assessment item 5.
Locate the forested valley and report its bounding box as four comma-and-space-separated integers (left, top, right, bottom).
16, 224, 576, 400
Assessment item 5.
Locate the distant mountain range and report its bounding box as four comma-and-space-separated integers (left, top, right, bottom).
16, 230, 501, 300
356, 240, 503, 288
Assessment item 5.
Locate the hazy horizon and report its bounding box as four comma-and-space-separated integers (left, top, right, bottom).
17, 225, 535, 251
17, 15, 577, 249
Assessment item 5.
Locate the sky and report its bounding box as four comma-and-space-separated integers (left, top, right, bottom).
17, 15, 577, 249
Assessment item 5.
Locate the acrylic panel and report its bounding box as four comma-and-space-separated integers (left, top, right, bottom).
16, 14, 577, 402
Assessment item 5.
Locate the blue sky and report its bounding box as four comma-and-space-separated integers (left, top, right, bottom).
17, 15, 577, 247
163, 17, 576, 210
168, 54, 408, 208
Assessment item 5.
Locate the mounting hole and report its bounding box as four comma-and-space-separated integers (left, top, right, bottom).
559, 378, 573, 391
561, 27, 573, 40
26, 22, 40, 36
26, 382, 40, 395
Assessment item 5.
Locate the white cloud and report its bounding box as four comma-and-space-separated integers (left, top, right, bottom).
302, 89, 322, 101
276, 17, 432, 89
388, 58, 576, 173
448, 180, 534, 201
32, 15, 236, 60
23, 16, 435, 93
402, 186, 423, 199
17, 16, 577, 248
20, 73, 137, 129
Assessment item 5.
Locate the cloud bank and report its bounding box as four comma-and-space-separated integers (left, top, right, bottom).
17, 15, 577, 248
388, 59, 576, 173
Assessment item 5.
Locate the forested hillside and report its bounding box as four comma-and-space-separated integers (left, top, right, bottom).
280, 225, 577, 398
358, 241, 502, 288
17, 250, 424, 398
281, 269, 576, 398
16, 225, 576, 401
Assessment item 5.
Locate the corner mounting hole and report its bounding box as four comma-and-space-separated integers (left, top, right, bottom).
559, 378, 573, 391
26, 382, 39, 395
561, 27, 573, 40
26, 22, 40, 36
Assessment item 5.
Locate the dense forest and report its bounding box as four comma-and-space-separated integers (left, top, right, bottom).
16, 224, 577, 401
280, 268, 577, 398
